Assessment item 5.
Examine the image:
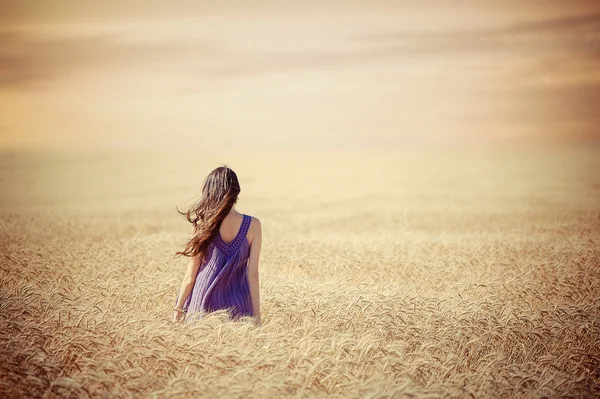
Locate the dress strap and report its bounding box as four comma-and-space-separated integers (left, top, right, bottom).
240, 214, 252, 238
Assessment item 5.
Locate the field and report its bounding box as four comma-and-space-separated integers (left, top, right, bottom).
1, 148, 599, 398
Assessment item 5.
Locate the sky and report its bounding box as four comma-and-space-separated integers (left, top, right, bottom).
1, 0, 599, 150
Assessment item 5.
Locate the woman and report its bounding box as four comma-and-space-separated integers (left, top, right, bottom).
172, 165, 262, 326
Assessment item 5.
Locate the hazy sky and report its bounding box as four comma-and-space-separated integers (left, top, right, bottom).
1, 1, 599, 150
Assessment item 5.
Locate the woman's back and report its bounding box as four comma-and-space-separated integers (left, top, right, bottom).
218, 212, 249, 245
177, 212, 256, 323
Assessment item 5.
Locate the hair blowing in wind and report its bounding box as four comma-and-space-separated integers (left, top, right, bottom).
175, 166, 240, 260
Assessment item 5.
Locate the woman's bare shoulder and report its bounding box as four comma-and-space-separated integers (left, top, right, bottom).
247, 215, 262, 240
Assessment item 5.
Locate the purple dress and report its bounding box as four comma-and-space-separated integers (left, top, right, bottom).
175, 214, 254, 324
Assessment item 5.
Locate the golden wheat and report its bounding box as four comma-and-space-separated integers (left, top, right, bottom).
1, 148, 599, 398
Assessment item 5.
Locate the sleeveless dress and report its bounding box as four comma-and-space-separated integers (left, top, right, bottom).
175, 214, 254, 324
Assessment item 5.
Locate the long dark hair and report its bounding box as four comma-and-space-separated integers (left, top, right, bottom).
175, 165, 240, 260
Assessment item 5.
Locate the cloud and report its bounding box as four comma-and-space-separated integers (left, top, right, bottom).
207, 11, 600, 79
363, 11, 600, 57
2, 10, 600, 93
0, 28, 437, 88
0, 30, 218, 88
506, 11, 600, 34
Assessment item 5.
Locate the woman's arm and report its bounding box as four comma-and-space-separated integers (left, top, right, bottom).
173, 255, 202, 322
248, 218, 262, 326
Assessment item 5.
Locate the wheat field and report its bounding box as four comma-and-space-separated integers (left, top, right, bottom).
1, 148, 599, 398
